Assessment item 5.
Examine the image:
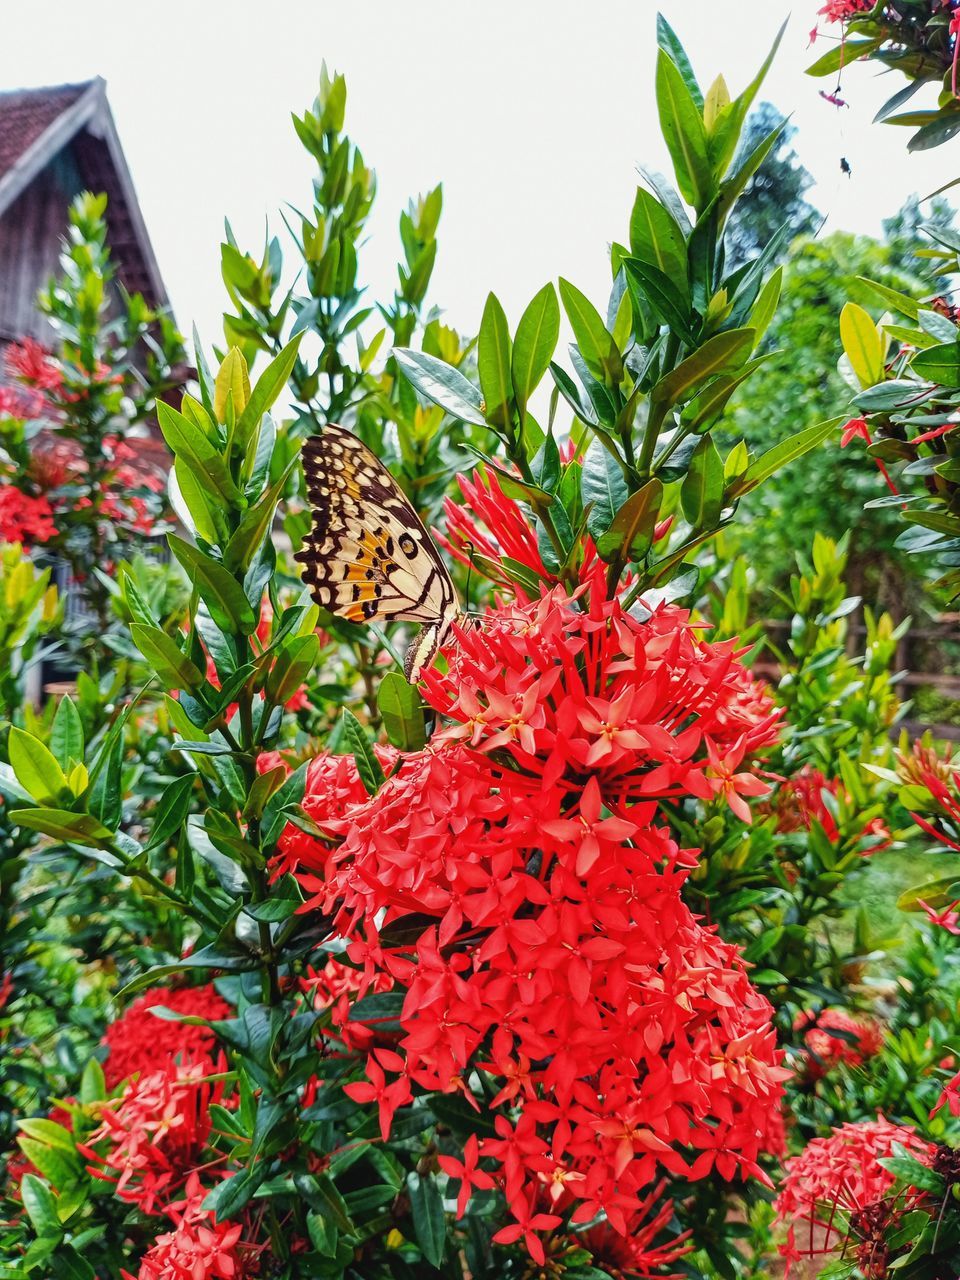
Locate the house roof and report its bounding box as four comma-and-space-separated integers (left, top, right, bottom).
0, 79, 168, 308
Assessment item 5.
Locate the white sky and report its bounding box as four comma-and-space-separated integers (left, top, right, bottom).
1, 1, 954, 350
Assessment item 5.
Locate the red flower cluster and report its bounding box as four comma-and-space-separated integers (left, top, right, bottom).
773, 765, 891, 853
0, 487, 55, 546
288, 574, 787, 1261
773, 1116, 935, 1275
102, 984, 232, 1088
794, 1007, 884, 1080
6, 338, 63, 392
122, 1173, 250, 1280
817, 0, 873, 21
82, 1060, 224, 1214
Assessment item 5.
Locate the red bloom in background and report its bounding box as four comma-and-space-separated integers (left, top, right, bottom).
123, 1172, 249, 1280
287, 574, 787, 1260
794, 1007, 884, 1080
6, 338, 63, 392
773, 1116, 935, 1275
0, 487, 55, 546
102, 984, 231, 1088
773, 765, 891, 853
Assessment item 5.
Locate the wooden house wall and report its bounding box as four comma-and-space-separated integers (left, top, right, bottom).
0, 146, 84, 347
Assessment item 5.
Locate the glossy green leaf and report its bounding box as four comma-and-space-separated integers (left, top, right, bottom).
49, 695, 83, 772
652, 327, 755, 412
839, 302, 884, 387
168, 536, 258, 635
130, 623, 205, 690
655, 50, 713, 211
911, 341, 960, 384
598, 478, 664, 561
157, 402, 240, 505
629, 188, 687, 285
582, 439, 628, 540
8, 728, 69, 805
20, 1174, 61, 1239
407, 1171, 445, 1267
378, 672, 426, 751
559, 278, 621, 383
395, 349, 486, 425
680, 434, 724, 528
478, 292, 513, 427
728, 416, 841, 497
235, 334, 302, 451
11, 808, 114, 849
338, 710, 384, 796
512, 283, 560, 413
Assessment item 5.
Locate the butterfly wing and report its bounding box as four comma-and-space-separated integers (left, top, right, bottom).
294, 425, 459, 679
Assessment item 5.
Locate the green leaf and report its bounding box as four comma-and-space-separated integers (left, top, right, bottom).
855, 275, 919, 321
214, 347, 251, 423
88, 727, 123, 829
582, 439, 628, 541
235, 334, 302, 451
144, 775, 196, 852
338, 710, 384, 797
655, 50, 713, 212
559, 278, 621, 383
8, 727, 70, 804
909, 109, 960, 152
911, 340, 960, 384
377, 672, 426, 751
265, 632, 319, 706
80, 1057, 106, 1103
223, 459, 296, 574
598, 478, 664, 562
477, 292, 513, 428
168, 536, 258, 635
172, 457, 221, 543
840, 302, 884, 387
806, 36, 882, 78
50, 696, 83, 771
656, 13, 703, 108
407, 1171, 445, 1267
130, 623, 205, 690
651, 327, 755, 412
728, 416, 841, 497
157, 402, 240, 506
629, 188, 688, 286
11, 808, 115, 849
395, 349, 486, 426
623, 258, 696, 343
20, 1174, 61, 1239
512, 283, 560, 414
680, 434, 724, 528
295, 1172, 355, 1233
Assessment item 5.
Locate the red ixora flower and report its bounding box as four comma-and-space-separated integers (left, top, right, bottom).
772, 765, 891, 854
0, 485, 55, 546
123, 1172, 249, 1280
6, 338, 63, 392
286, 570, 787, 1261
81, 1059, 225, 1215
794, 1007, 884, 1080
436, 465, 671, 602
102, 984, 232, 1089
773, 1116, 935, 1276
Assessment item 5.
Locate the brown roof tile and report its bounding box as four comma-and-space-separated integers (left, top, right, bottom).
0, 83, 90, 179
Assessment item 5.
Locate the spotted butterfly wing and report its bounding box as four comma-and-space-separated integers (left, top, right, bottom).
294, 425, 460, 682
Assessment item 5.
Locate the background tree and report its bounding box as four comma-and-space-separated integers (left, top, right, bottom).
724, 102, 820, 270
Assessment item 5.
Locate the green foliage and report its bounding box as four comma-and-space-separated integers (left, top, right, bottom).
726, 228, 929, 607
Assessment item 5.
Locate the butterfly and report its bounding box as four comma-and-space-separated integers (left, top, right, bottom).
294, 424, 460, 683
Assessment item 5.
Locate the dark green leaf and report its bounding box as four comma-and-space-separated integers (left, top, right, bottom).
337, 710, 384, 797
478, 292, 513, 428
407, 1171, 445, 1267
377, 672, 426, 751
680, 434, 724, 528
512, 283, 560, 413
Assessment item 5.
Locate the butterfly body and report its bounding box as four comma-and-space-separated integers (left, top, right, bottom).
294, 425, 460, 682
